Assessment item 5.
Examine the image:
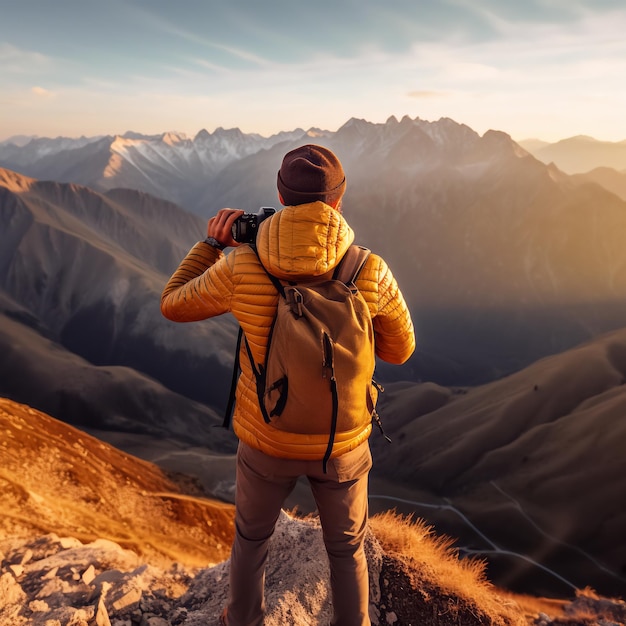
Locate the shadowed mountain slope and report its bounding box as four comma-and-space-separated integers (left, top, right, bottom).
371, 326, 626, 598
0, 168, 239, 444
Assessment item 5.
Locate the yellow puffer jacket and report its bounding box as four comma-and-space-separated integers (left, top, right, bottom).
161, 202, 415, 460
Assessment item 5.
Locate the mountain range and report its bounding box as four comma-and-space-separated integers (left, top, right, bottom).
0, 127, 307, 215
519, 136, 626, 203
519, 136, 626, 175
4, 124, 626, 209
2, 116, 626, 599
4, 116, 626, 386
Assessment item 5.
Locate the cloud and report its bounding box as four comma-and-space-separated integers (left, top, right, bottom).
31, 86, 55, 99
407, 90, 449, 99
0, 43, 51, 73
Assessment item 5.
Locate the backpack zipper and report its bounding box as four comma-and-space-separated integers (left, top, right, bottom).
322, 332, 334, 380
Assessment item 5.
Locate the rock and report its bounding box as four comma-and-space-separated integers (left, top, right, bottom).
95, 595, 112, 626
0, 572, 26, 618
112, 587, 142, 612
9, 563, 24, 577
83, 564, 96, 585
59, 537, 83, 550
20, 548, 33, 565
28, 599, 50, 612
140, 616, 169, 626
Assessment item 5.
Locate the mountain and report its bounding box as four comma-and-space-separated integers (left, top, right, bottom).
5, 116, 626, 388
208, 116, 626, 384
4, 397, 625, 626
0, 167, 238, 448
3, 117, 626, 610
0, 134, 100, 164
515, 138, 549, 153
572, 166, 626, 201
520, 135, 626, 174
0, 128, 315, 214
0, 134, 39, 147
0, 397, 235, 568
369, 325, 626, 598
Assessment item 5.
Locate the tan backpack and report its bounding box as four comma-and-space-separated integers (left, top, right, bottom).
223, 245, 385, 471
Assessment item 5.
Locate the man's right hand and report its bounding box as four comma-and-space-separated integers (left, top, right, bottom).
207, 208, 245, 249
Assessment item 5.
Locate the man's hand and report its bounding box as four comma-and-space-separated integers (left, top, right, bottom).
207, 208, 245, 249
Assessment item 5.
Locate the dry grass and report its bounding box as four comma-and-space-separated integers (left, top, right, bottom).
370, 510, 488, 584
370, 510, 527, 625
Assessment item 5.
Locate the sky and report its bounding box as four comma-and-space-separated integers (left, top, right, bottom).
1, 0, 625, 143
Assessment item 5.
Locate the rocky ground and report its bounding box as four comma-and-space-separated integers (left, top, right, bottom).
2, 512, 626, 626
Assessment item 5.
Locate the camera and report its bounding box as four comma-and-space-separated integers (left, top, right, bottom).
231, 207, 276, 243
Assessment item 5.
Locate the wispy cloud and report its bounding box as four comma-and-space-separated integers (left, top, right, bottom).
407, 91, 449, 99
0, 43, 51, 73
187, 58, 232, 75
31, 86, 55, 99
203, 42, 272, 68
122, 3, 273, 69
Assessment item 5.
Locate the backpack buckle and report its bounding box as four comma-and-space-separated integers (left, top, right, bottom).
287, 287, 304, 317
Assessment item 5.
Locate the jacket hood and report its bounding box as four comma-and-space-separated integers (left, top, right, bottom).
254, 202, 355, 279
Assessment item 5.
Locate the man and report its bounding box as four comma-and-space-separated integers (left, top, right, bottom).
161, 144, 415, 626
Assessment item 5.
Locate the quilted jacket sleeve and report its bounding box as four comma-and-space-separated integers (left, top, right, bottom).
160, 242, 277, 364
356, 254, 415, 365
160, 241, 233, 322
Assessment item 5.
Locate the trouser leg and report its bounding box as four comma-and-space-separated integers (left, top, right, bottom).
227, 443, 297, 626
308, 443, 372, 626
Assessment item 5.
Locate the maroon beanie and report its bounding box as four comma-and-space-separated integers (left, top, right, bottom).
277, 144, 346, 206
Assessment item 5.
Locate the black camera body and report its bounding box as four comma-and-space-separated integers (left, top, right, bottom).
231, 207, 276, 243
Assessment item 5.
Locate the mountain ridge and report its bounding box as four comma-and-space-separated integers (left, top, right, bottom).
0, 126, 315, 212
370, 324, 626, 598
520, 135, 626, 174
4, 115, 626, 390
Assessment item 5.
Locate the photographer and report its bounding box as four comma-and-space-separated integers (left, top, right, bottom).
161, 144, 415, 626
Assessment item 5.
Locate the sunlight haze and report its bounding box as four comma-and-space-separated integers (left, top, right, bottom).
1, 0, 625, 142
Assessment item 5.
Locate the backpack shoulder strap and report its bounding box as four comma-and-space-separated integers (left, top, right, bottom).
221, 325, 243, 429
333, 245, 371, 285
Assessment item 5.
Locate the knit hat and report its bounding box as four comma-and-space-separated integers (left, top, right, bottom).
277, 144, 346, 206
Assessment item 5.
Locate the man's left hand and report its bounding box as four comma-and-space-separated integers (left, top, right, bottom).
207, 208, 245, 248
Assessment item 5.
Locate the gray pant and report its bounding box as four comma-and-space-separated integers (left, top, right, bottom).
226, 441, 372, 626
